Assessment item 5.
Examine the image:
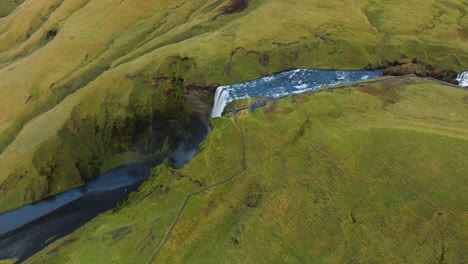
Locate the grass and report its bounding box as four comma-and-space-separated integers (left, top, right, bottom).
0, 0, 24, 18
19, 78, 468, 264
0, 259, 17, 264
0, 0, 467, 213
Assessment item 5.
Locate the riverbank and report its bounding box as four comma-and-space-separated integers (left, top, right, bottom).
0, 181, 142, 263
0, 121, 209, 262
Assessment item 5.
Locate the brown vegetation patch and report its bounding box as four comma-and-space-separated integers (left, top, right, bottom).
244, 183, 263, 208
290, 95, 310, 104
460, 95, 468, 104
163, 88, 175, 96
327, 108, 343, 118
383, 59, 457, 81
25, 96, 33, 104
357, 84, 402, 107
220, 0, 249, 14
261, 101, 278, 115
109, 226, 131, 240
292, 117, 312, 143
60, 237, 78, 247
202, 194, 221, 217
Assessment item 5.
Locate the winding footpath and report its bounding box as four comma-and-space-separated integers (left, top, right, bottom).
147, 75, 466, 263
148, 110, 247, 264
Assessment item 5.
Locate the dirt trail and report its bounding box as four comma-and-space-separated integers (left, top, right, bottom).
148, 110, 247, 264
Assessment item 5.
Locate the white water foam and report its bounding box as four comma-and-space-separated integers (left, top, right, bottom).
456, 71, 468, 87
211, 86, 231, 118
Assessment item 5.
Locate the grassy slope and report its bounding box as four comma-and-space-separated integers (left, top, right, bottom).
0, 0, 467, 212
22, 78, 468, 264
0, 259, 17, 264
0, 0, 24, 17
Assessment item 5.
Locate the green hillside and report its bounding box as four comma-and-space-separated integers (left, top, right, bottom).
22, 78, 468, 263
0, 0, 24, 17
1, 0, 467, 214
0, 259, 17, 264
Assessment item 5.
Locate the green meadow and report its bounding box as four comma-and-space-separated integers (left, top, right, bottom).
0, 0, 24, 17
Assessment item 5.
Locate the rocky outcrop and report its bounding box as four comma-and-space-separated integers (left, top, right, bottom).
220, 0, 250, 14
383, 59, 458, 82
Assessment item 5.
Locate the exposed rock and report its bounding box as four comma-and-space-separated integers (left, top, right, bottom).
220, 0, 249, 14
383, 59, 457, 82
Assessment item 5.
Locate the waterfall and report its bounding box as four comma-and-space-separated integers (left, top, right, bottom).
211, 86, 232, 118
210, 69, 383, 118
456, 72, 468, 87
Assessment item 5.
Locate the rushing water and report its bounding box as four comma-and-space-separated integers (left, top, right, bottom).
456, 71, 468, 87
211, 69, 383, 117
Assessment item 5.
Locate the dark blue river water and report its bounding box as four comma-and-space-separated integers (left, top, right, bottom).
211, 69, 383, 117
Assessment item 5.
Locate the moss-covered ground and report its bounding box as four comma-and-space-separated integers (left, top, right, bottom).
18, 78, 468, 263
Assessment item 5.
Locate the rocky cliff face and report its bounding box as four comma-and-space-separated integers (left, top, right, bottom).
0, 0, 467, 212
